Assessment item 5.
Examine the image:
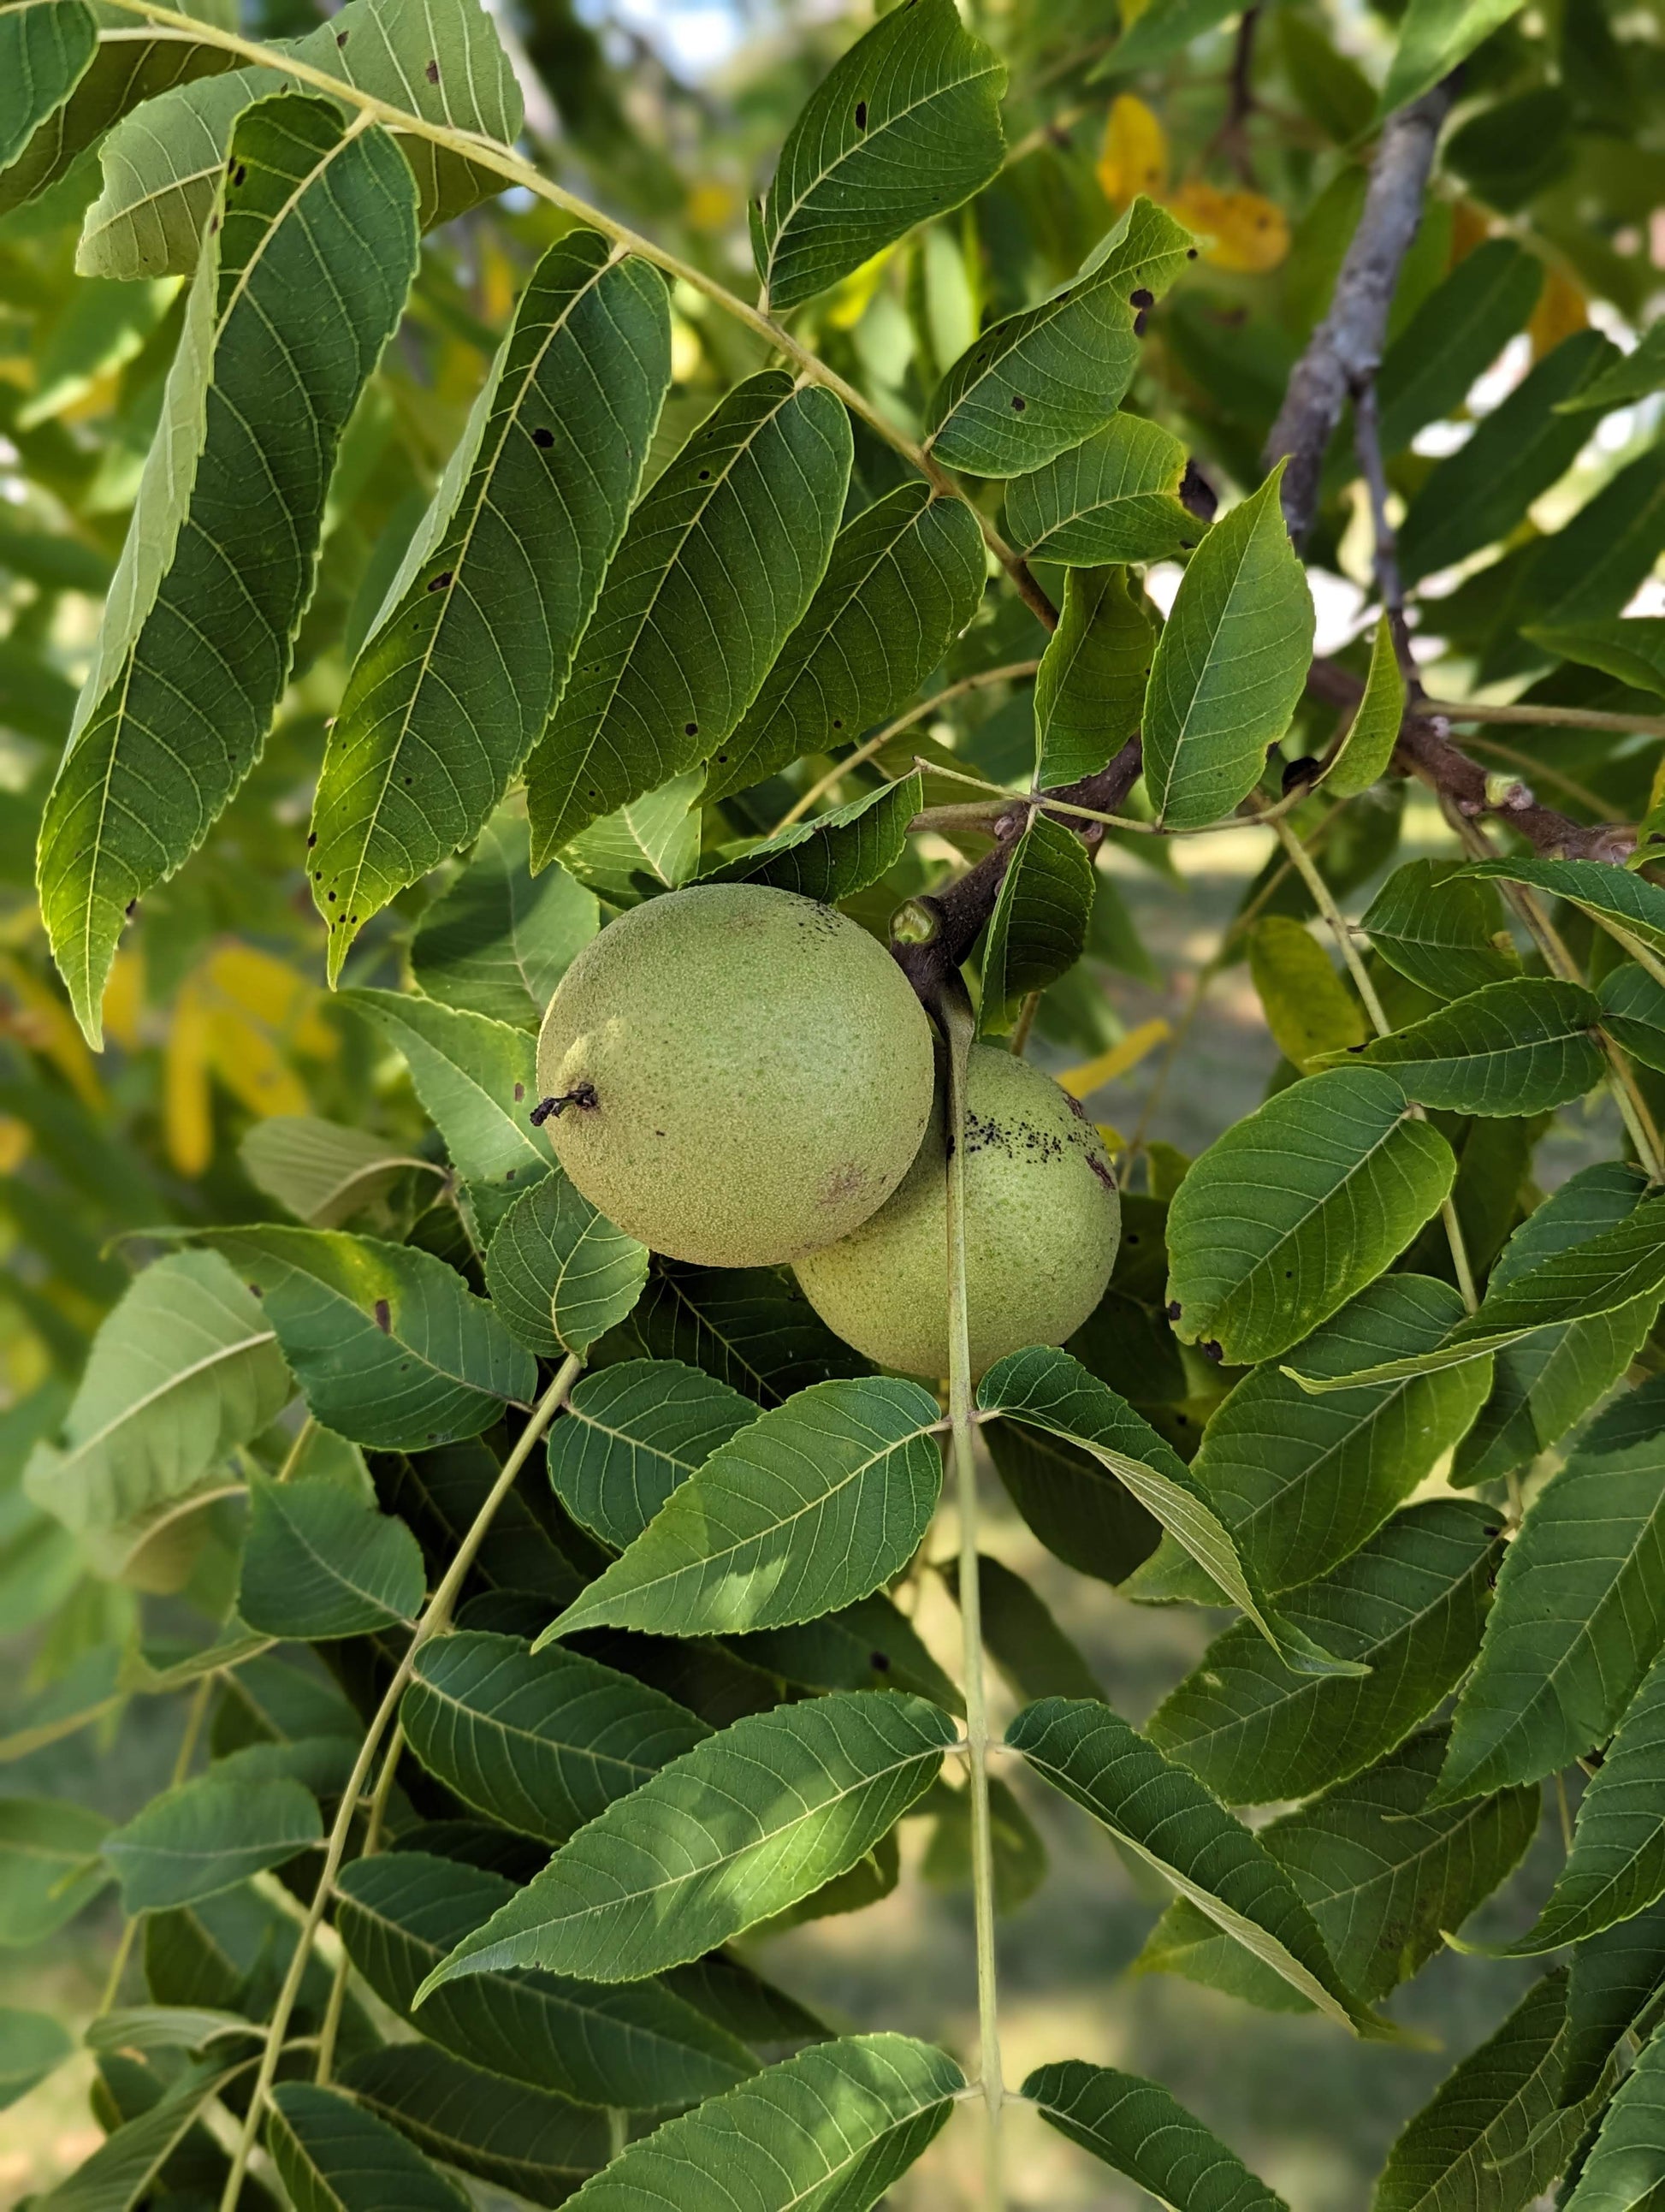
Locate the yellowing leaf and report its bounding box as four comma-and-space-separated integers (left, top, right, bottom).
0, 956, 104, 1107
821, 243, 897, 330
165, 980, 213, 1178
1059, 1018, 1173, 1099
204, 1005, 311, 1120
685, 179, 738, 232
1099, 96, 1169, 206
1531, 260, 1588, 359
205, 943, 309, 1029
0, 1115, 32, 1173
1165, 183, 1289, 274
1248, 917, 1366, 1070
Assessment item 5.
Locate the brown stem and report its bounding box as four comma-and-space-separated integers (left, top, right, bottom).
890, 738, 1143, 1011
1265, 77, 1456, 543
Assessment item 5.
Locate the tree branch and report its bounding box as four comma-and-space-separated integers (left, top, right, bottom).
1265, 78, 1455, 542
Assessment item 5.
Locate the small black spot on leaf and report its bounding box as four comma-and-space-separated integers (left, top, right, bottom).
1129, 288, 1154, 310
424, 57, 439, 81
513, 1082, 524, 1101
306, 832, 317, 847
532, 427, 554, 448
854, 98, 868, 130
428, 571, 453, 592
373, 1298, 391, 1333
1010, 394, 1026, 411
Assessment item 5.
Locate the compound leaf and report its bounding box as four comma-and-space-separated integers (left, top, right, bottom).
1335, 977, 1604, 1116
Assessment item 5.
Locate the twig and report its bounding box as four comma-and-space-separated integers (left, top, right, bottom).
1351, 379, 1416, 682
769, 661, 1040, 835
314, 1720, 404, 2084
1425, 697, 1665, 741
1266, 78, 1457, 543
217, 1358, 584, 2211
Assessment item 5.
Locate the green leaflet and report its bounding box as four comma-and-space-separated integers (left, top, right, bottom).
240, 1117, 438, 1230
978, 1345, 1359, 1676
540, 1376, 942, 1644
103, 1775, 321, 1912
35, 2057, 244, 2212
1453, 1161, 1658, 1486
337, 2043, 607, 2203
237, 1474, 424, 1640
410, 812, 598, 1030
0, 0, 236, 222
0, 0, 95, 175
400, 1630, 710, 1845
0, 2006, 74, 2111
559, 767, 706, 898
1098, 0, 1242, 72
985, 1416, 1162, 1585
700, 480, 983, 804
1007, 1697, 1381, 2032
1398, 330, 1620, 584
1437, 1379, 1665, 1802
1371, 1972, 1600, 2212
0, 1797, 110, 1944
1165, 1065, 1455, 1367
37, 98, 418, 1045
544, 1356, 757, 1551
1378, 0, 1528, 117
1564, 1901, 1665, 2107
341, 988, 548, 1242
417, 1693, 956, 1990
1140, 1731, 1539, 2012
1004, 411, 1203, 567
1293, 1194, 1665, 1391
194, 1226, 536, 1450
1331, 977, 1605, 1116
336, 1851, 757, 2111
1598, 965, 1665, 1071
483, 1173, 648, 1360
1556, 322, 1665, 414
619, 1259, 872, 1406
1502, 1645, 1665, 1953
660, 1955, 830, 2069
1138, 1274, 1489, 1600
554, 2035, 962, 2211
1024, 2057, 1288, 2212
77, 0, 521, 279
1362, 860, 1520, 1002
943, 1552, 1103, 1705
1376, 240, 1543, 456
924, 199, 1194, 477
1141, 465, 1314, 830
1032, 566, 1152, 787
1530, 619, 1662, 694
21, 1250, 289, 1569
733, 1591, 963, 1711
753, 0, 1004, 312
1469, 858, 1665, 963
700, 774, 923, 904
977, 812, 1096, 1035
1561, 2017, 1665, 2212
311, 235, 670, 976
268, 2081, 470, 2212
1323, 616, 1404, 798
1147, 1501, 1502, 1804
525, 371, 851, 860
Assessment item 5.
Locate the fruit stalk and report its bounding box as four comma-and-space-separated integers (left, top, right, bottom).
941, 984, 1007, 2209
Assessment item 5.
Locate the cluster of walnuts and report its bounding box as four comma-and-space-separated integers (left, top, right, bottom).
534, 884, 1122, 1378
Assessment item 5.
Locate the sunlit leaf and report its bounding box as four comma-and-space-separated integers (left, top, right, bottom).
1324, 617, 1404, 798
753, 0, 1005, 311
418, 1693, 955, 1990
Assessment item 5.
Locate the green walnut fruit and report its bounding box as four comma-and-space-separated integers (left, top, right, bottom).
794, 1044, 1120, 1379
534, 883, 934, 1267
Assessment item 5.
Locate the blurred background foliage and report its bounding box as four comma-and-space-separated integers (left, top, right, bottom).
1, 0, 1662, 2200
